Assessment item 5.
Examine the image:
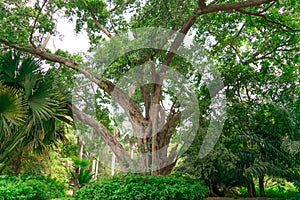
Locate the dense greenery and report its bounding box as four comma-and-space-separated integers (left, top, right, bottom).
238, 184, 299, 199
75, 174, 208, 200
0, 51, 72, 174
0, 175, 66, 200
0, 0, 299, 198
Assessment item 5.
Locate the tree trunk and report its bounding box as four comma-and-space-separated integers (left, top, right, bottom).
92, 159, 96, 179
71, 63, 182, 176
74, 141, 84, 187
259, 175, 265, 197
111, 152, 115, 176
95, 157, 99, 179
12, 152, 22, 174
247, 181, 256, 197
209, 184, 223, 197
243, 142, 256, 198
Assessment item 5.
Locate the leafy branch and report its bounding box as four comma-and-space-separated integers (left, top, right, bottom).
29, 0, 48, 48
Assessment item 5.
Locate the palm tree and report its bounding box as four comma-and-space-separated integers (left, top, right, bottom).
0, 82, 28, 167
0, 51, 72, 173
230, 103, 299, 197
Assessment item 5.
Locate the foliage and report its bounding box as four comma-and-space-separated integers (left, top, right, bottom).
0, 175, 66, 200
180, 100, 300, 196
0, 51, 72, 173
61, 141, 79, 158
75, 174, 208, 200
72, 157, 91, 167
264, 187, 299, 199
70, 157, 93, 188
77, 168, 93, 187
0, 0, 299, 196
238, 184, 299, 199
48, 151, 73, 184
294, 181, 300, 191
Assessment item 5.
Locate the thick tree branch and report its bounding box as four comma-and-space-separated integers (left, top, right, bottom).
0, 38, 148, 127
200, 0, 275, 14
0, 38, 79, 68
159, 1, 275, 118
163, 0, 276, 69
70, 104, 132, 169
158, 109, 181, 149
236, 8, 300, 31
165, 0, 275, 65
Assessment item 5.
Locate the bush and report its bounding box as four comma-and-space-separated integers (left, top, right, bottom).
75, 174, 208, 200
264, 186, 299, 198
238, 185, 299, 199
0, 175, 66, 200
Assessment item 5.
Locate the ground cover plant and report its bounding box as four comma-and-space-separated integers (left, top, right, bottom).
0, 175, 66, 200
75, 174, 208, 200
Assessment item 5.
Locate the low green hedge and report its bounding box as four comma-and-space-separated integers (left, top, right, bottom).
238, 185, 299, 199
0, 175, 66, 200
75, 174, 208, 200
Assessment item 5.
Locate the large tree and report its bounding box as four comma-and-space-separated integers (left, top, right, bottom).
0, 0, 298, 175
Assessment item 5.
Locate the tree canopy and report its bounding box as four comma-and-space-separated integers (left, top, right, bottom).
0, 0, 299, 197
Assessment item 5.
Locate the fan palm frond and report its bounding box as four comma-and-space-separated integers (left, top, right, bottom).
0, 82, 27, 127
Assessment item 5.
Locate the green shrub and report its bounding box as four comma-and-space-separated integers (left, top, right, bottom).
0, 175, 66, 200
238, 185, 299, 198
264, 186, 298, 198
75, 174, 208, 200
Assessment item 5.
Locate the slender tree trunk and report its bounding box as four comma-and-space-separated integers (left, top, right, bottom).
74, 141, 84, 187
12, 152, 22, 174
92, 159, 96, 179
111, 152, 115, 176
243, 142, 256, 198
151, 104, 159, 175
95, 157, 99, 179
259, 175, 265, 197
247, 181, 256, 197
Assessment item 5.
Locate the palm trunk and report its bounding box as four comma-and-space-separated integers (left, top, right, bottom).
12, 152, 22, 174
247, 181, 256, 197
243, 143, 256, 198
259, 175, 265, 197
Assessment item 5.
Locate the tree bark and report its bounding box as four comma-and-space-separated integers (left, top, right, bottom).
259, 175, 265, 197
74, 141, 84, 187
12, 152, 22, 174
71, 104, 132, 170
247, 181, 257, 197
243, 142, 256, 198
